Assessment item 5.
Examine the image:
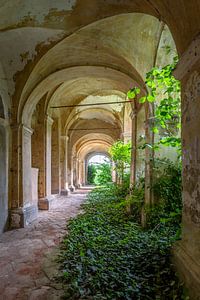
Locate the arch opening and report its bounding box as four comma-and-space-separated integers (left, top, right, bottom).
86, 152, 112, 186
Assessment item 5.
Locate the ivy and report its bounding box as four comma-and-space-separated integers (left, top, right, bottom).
94, 163, 112, 185
57, 185, 185, 299
127, 57, 181, 151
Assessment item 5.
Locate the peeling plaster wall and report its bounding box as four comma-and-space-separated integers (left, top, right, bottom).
156, 25, 177, 67
0, 28, 65, 95
20, 13, 160, 101
0, 0, 76, 29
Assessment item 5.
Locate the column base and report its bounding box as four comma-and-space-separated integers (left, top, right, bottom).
172, 216, 200, 299
60, 189, 70, 196
69, 185, 75, 192
38, 195, 56, 210
10, 204, 38, 229
173, 240, 200, 299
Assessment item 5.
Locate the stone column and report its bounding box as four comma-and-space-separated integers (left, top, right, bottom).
69, 154, 76, 191
145, 102, 154, 205
141, 102, 154, 227
46, 115, 53, 197
111, 161, 117, 183
0, 120, 8, 233
130, 106, 137, 191
75, 157, 80, 188
79, 160, 84, 186
73, 155, 78, 188
60, 136, 70, 195
10, 124, 38, 228
37, 115, 54, 210
51, 117, 61, 195
172, 36, 200, 298
77, 158, 83, 188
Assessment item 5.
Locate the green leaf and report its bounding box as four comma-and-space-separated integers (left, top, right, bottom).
152, 127, 159, 134
127, 87, 141, 99
139, 96, 147, 103
147, 94, 155, 102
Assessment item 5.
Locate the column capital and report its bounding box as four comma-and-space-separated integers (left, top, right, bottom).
22, 125, 34, 136
11, 123, 33, 135
60, 135, 66, 141
45, 115, 54, 126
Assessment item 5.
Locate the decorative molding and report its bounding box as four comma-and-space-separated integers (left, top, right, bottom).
173, 33, 200, 80
45, 115, 54, 126
23, 125, 34, 136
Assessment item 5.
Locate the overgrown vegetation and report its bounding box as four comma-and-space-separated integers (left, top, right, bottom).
58, 160, 185, 299
87, 163, 112, 185
87, 164, 97, 185
57, 57, 185, 299
58, 192, 183, 299
109, 140, 131, 183
147, 158, 182, 230
94, 163, 112, 185
127, 56, 181, 152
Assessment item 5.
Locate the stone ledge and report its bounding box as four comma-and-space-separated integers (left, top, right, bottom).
10, 204, 38, 229
172, 241, 200, 300
38, 195, 56, 210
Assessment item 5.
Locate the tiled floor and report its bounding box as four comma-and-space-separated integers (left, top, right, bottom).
0, 190, 89, 300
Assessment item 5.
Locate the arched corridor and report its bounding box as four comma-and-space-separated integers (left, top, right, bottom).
1, 1, 200, 298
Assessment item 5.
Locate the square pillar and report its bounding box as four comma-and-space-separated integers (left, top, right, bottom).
10, 124, 38, 228
172, 35, 200, 299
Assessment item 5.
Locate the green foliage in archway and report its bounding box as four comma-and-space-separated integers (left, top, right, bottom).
94, 163, 112, 185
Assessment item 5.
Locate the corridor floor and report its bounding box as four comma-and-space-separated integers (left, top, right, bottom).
0, 189, 90, 300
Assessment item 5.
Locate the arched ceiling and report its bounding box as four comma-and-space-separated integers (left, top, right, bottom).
78, 143, 111, 162
19, 13, 162, 98
47, 78, 129, 132
21, 66, 135, 126
71, 133, 113, 163
0, 0, 199, 54
66, 106, 122, 132
68, 118, 121, 153
0, 2, 184, 159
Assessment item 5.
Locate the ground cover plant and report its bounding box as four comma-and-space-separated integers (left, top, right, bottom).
58, 171, 185, 299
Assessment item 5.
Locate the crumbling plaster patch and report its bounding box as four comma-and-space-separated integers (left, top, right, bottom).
0, 0, 76, 29
0, 27, 65, 95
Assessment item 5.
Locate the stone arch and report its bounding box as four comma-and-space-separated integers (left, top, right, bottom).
85, 151, 111, 185
20, 66, 140, 127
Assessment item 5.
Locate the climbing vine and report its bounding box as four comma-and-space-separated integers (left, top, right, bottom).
127, 57, 181, 151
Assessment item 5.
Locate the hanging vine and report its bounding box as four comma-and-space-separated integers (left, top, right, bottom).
127, 56, 181, 152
